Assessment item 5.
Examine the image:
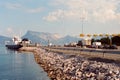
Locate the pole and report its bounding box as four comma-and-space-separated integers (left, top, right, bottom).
82, 18, 83, 34
48, 40, 49, 47
109, 36, 112, 46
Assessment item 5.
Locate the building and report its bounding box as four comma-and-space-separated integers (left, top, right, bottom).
82, 38, 91, 46
21, 38, 31, 47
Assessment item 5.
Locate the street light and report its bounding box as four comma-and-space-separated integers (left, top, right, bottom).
99, 34, 103, 37
87, 34, 91, 37
80, 34, 85, 37
112, 34, 116, 37
117, 34, 120, 37
105, 34, 109, 37
93, 34, 98, 37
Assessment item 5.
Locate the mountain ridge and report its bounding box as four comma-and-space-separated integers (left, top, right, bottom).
22, 30, 81, 45
0, 30, 81, 45
0, 35, 11, 44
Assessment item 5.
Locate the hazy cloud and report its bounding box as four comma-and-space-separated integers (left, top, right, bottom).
43, 9, 64, 22
7, 27, 13, 33
5, 3, 22, 9
3, 2, 44, 14
44, 0, 120, 23
26, 7, 44, 13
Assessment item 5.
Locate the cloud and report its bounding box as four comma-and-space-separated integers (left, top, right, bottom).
43, 9, 88, 22
43, 15, 58, 22
44, 0, 120, 23
3, 2, 43, 14
49, 0, 66, 6
5, 3, 22, 9
43, 9, 64, 21
93, 9, 117, 22
7, 27, 13, 33
26, 7, 43, 13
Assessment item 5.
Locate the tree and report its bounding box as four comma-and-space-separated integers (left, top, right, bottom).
77, 40, 83, 47
100, 37, 110, 45
112, 36, 120, 46
22, 38, 29, 41
91, 38, 95, 44
96, 39, 101, 42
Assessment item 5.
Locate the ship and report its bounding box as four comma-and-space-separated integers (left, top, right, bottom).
5, 36, 23, 50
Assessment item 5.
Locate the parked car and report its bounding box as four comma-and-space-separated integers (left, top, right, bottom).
103, 45, 118, 49
103, 45, 110, 49
98, 45, 104, 49
109, 45, 118, 49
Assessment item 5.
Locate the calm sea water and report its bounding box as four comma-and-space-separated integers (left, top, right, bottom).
0, 45, 50, 80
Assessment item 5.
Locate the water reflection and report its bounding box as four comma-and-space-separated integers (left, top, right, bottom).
0, 46, 50, 80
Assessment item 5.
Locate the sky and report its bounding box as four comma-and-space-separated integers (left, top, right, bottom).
0, 0, 120, 37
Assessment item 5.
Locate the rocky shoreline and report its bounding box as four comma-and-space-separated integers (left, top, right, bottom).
32, 48, 120, 80
19, 47, 120, 80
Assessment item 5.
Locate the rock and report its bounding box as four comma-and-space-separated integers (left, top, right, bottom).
90, 72, 95, 77
97, 72, 105, 80
75, 70, 82, 77
86, 72, 91, 78
32, 48, 120, 80
113, 70, 119, 75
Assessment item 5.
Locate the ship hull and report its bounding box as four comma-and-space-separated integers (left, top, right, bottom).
5, 45, 22, 50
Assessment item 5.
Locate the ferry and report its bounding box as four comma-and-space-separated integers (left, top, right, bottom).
5, 36, 22, 50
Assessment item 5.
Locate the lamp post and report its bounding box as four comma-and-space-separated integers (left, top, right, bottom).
80, 9, 86, 35
82, 17, 84, 34
93, 34, 98, 37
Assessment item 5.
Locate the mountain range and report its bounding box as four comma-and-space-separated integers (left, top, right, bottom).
0, 30, 81, 45
0, 35, 11, 45
22, 31, 81, 45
